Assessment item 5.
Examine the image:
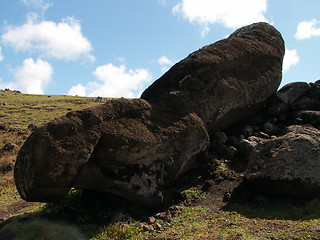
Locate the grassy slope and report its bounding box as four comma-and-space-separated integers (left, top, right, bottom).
1, 90, 320, 239
0, 90, 99, 218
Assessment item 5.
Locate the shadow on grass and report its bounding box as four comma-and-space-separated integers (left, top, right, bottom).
0, 189, 160, 240
0, 159, 212, 239
38, 189, 157, 229
223, 184, 320, 221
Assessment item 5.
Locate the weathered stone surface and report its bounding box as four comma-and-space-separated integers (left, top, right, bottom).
141, 22, 284, 133
291, 96, 314, 110
241, 125, 253, 138
308, 81, 320, 106
238, 139, 257, 156
14, 99, 209, 206
245, 125, 320, 198
300, 110, 320, 127
267, 82, 311, 116
263, 122, 278, 136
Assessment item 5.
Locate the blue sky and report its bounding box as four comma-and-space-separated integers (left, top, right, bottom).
0, 0, 319, 97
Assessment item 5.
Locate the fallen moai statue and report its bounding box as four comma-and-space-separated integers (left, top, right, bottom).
14, 22, 285, 207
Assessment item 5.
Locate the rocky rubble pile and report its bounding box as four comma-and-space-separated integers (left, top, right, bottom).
212, 81, 320, 199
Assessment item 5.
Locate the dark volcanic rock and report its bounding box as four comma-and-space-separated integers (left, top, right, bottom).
141, 22, 285, 133
14, 99, 209, 206
308, 81, 320, 107
245, 125, 320, 198
291, 96, 314, 110
0, 163, 13, 173
267, 82, 311, 116
27, 123, 37, 131
300, 110, 320, 127
0, 121, 6, 131
2, 143, 16, 151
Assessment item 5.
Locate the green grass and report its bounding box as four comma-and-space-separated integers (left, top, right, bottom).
0, 90, 101, 221
0, 90, 98, 131
180, 187, 207, 205
90, 203, 320, 239
93, 221, 151, 240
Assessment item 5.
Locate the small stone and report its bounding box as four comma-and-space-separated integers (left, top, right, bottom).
141, 224, 153, 231
239, 135, 245, 141
242, 125, 253, 138
156, 212, 172, 221
227, 146, 237, 158
214, 131, 228, 144
257, 132, 270, 139
252, 125, 261, 133
228, 136, 240, 147
263, 122, 277, 135
28, 124, 37, 131
239, 139, 256, 156
148, 216, 156, 224
293, 117, 303, 125
0, 122, 6, 130
155, 212, 166, 218
0, 163, 13, 173
2, 143, 16, 151
248, 136, 257, 142
224, 191, 232, 201
155, 222, 162, 230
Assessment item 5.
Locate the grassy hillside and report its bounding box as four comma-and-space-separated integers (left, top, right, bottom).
1, 90, 320, 240
0, 90, 99, 220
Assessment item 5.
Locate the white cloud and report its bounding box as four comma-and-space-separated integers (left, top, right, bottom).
283, 49, 299, 73
0, 45, 3, 61
201, 25, 210, 38
172, 0, 268, 35
116, 57, 126, 63
68, 83, 86, 96
158, 56, 173, 66
158, 0, 167, 6
295, 19, 320, 40
2, 58, 53, 94
1, 17, 94, 62
68, 64, 152, 98
158, 56, 174, 73
20, 0, 52, 11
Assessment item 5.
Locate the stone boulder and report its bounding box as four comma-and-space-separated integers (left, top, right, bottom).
267, 82, 311, 116
14, 99, 209, 206
141, 22, 285, 133
300, 110, 320, 127
2, 142, 16, 151
245, 125, 320, 198
308, 80, 320, 107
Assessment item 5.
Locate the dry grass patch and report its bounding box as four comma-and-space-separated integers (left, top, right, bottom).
0, 90, 102, 221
